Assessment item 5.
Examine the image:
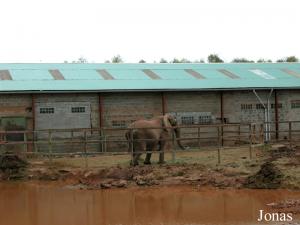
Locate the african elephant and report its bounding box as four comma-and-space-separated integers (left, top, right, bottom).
125, 114, 185, 166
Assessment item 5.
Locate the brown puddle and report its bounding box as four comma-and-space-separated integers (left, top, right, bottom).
0, 182, 299, 225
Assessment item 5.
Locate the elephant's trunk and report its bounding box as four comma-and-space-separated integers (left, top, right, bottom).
174, 127, 185, 150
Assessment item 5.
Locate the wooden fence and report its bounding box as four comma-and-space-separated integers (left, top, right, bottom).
0, 121, 299, 167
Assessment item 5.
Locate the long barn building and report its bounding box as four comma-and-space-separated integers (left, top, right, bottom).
0, 63, 300, 151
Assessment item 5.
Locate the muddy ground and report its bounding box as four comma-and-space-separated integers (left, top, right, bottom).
0, 144, 300, 190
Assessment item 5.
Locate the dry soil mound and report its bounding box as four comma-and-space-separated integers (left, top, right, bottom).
245, 161, 283, 189
0, 153, 28, 179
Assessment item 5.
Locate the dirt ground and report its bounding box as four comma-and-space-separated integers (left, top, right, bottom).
0, 144, 300, 190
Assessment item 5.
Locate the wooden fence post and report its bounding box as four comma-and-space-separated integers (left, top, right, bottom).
71, 130, 74, 152
23, 132, 27, 153
172, 129, 176, 163
238, 125, 241, 143
0, 131, 3, 153
48, 130, 52, 163
34, 131, 37, 153
84, 131, 88, 168
99, 129, 103, 152
103, 130, 107, 153
99, 129, 105, 152
197, 127, 201, 149
130, 128, 134, 165
259, 124, 265, 143
253, 124, 256, 143
249, 124, 253, 160
217, 126, 221, 164
289, 121, 292, 149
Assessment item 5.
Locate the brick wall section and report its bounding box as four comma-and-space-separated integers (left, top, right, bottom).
223, 90, 300, 139
277, 90, 300, 121
165, 91, 221, 146
102, 92, 163, 127
276, 90, 300, 137
222, 90, 300, 123
165, 91, 221, 119
0, 94, 33, 130
223, 90, 270, 123
1, 91, 299, 130
0, 90, 300, 152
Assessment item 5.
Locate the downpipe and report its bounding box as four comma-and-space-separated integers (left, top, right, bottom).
253, 89, 273, 143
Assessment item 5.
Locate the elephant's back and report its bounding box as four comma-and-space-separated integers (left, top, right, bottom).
128, 119, 161, 129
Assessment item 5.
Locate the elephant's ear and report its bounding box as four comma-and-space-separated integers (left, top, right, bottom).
162, 114, 172, 132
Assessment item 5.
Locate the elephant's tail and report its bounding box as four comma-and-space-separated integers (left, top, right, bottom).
125, 130, 130, 141
125, 129, 138, 152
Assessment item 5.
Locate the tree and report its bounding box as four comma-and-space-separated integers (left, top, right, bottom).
286, 56, 299, 62
159, 58, 168, 63
71, 57, 88, 63
77, 56, 88, 63
170, 58, 192, 63
257, 59, 272, 63
277, 56, 299, 63
104, 60, 111, 63
171, 58, 181, 63
139, 59, 146, 63
207, 54, 224, 63
111, 55, 123, 63
231, 58, 254, 63
179, 58, 191, 63
194, 59, 205, 63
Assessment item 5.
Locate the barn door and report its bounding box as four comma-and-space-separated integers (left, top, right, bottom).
0, 117, 26, 141
35, 102, 91, 138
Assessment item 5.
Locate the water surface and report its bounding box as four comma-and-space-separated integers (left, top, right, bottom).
0, 182, 299, 225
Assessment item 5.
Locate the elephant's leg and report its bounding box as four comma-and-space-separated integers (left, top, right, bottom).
130, 151, 141, 166
158, 140, 167, 164
144, 143, 152, 165
132, 153, 142, 166
144, 152, 152, 165
131, 141, 145, 166
131, 151, 142, 166
144, 141, 158, 165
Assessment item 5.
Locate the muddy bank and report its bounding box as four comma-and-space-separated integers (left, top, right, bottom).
0, 161, 272, 190
268, 199, 300, 215
0, 144, 299, 190
1, 160, 246, 189
72, 164, 247, 189
2, 163, 245, 189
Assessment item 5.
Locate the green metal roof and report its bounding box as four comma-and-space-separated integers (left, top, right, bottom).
0, 63, 300, 93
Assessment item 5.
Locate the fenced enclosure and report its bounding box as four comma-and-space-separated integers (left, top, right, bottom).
0, 121, 300, 168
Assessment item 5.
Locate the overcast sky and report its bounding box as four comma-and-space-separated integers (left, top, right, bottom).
0, 0, 299, 63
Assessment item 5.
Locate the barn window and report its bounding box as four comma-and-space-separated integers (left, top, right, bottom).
71, 107, 86, 113
181, 116, 194, 125
241, 104, 252, 110
112, 120, 126, 128
40, 107, 54, 114
291, 101, 300, 109
199, 115, 212, 124
271, 103, 283, 109
256, 104, 264, 110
